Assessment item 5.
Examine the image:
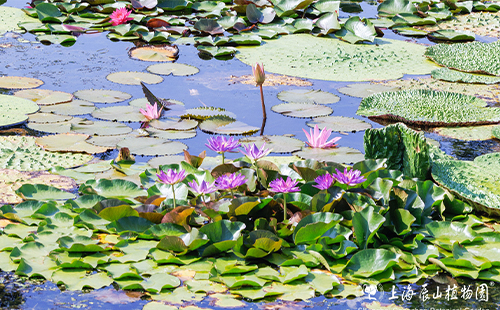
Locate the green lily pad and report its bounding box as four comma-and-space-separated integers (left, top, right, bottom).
431, 68, 500, 84
392, 13, 437, 26
39, 100, 96, 115
74, 89, 132, 103
0, 136, 92, 171
0, 7, 39, 35
28, 113, 72, 123
294, 147, 364, 163
92, 106, 149, 122
335, 16, 376, 44
37, 34, 77, 46
14, 89, 73, 106
239, 135, 304, 153
428, 30, 475, 42
306, 116, 371, 132
425, 41, 500, 76
149, 119, 198, 131
0, 76, 44, 89
129, 45, 178, 62
117, 137, 187, 156
147, 63, 200, 76
344, 249, 400, 278
180, 107, 236, 121
277, 89, 339, 104
106, 71, 163, 85
86, 131, 147, 147
434, 125, 500, 141
236, 34, 438, 82
357, 89, 500, 126
71, 119, 133, 136
81, 179, 147, 199
35, 133, 111, 154
337, 83, 399, 98
494, 126, 500, 139
199, 116, 259, 135
0, 94, 40, 128
419, 11, 500, 38
16, 184, 76, 201
147, 128, 197, 140
377, 0, 416, 17
392, 26, 428, 37
271, 103, 333, 118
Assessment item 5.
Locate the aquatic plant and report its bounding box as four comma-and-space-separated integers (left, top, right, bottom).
253, 63, 267, 120
109, 8, 133, 26
331, 168, 366, 186
240, 142, 272, 163
268, 176, 300, 221
139, 102, 161, 121
188, 179, 217, 203
157, 169, 187, 208
303, 124, 341, 149
206, 136, 241, 164
313, 173, 335, 190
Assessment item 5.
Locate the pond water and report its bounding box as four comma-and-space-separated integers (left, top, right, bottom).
1, 0, 500, 309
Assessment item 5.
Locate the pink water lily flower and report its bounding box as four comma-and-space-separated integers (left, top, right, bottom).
157, 169, 187, 185
252, 63, 265, 86
110, 7, 133, 26
332, 168, 366, 186
303, 125, 341, 149
313, 173, 335, 190
240, 142, 272, 162
140, 102, 160, 121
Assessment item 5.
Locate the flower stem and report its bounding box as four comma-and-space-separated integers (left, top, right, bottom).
222, 152, 225, 165
283, 193, 287, 222
259, 84, 266, 119
171, 184, 176, 209
230, 188, 234, 198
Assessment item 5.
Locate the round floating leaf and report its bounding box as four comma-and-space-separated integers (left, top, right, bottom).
71, 119, 133, 136
0, 169, 77, 204
37, 34, 77, 46
129, 45, 179, 62
180, 107, 236, 121
344, 249, 399, 278
92, 106, 148, 122
148, 156, 185, 168
150, 119, 198, 131
0, 76, 43, 89
86, 131, 147, 147
129, 98, 184, 108
277, 89, 339, 104
337, 83, 399, 98
358, 89, 500, 126
335, 17, 376, 44
147, 63, 200, 76
431, 68, 500, 85
0, 7, 39, 35
0, 94, 40, 128
0, 136, 92, 171
392, 26, 428, 36
377, 0, 417, 17
199, 116, 259, 135
74, 89, 132, 103
420, 11, 500, 38
28, 113, 72, 123
493, 126, 500, 139
236, 34, 438, 81
39, 100, 96, 115
425, 41, 500, 76
117, 137, 187, 156
294, 147, 364, 163
194, 19, 224, 35
27, 117, 84, 134
14, 89, 73, 106
306, 116, 371, 132
434, 125, 499, 141
82, 179, 147, 199
271, 103, 333, 118
239, 135, 304, 153
428, 30, 475, 42
35, 133, 112, 154
147, 128, 197, 140
106, 71, 163, 85
16, 184, 76, 201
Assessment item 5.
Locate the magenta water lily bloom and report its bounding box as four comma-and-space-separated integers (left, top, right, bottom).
157, 169, 187, 185
206, 136, 240, 164
188, 179, 216, 195
332, 168, 366, 186
269, 177, 300, 193
216, 173, 247, 190
240, 143, 272, 162
313, 173, 335, 190
140, 102, 160, 121
303, 125, 341, 149
110, 7, 133, 26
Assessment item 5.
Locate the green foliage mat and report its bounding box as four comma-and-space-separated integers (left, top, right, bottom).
236, 34, 438, 81
425, 41, 500, 76
0, 136, 92, 171
357, 89, 500, 126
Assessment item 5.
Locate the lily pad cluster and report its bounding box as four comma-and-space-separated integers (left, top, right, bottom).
2, 150, 499, 303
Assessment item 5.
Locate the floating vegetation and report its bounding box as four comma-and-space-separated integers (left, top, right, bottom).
73, 89, 132, 104
431, 68, 500, 84
357, 89, 500, 126
129, 45, 179, 62
294, 147, 365, 163
0, 76, 43, 89
306, 116, 372, 132
419, 11, 500, 38
13, 89, 73, 106
434, 125, 500, 141
106, 71, 163, 85
229, 74, 313, 87
271, 103, 333, 118
35, 133, 112, 154
147, 63, 200, 77
199, 116, 259, 135
0, 94, 40, 128
236, 35, 438, 81
425, 41, 500, 76
337, 83, 398, 98
277, 89, 339, 104
239, 135, 304, 153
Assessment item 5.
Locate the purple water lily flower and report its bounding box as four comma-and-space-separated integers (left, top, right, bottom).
188, 179, 216, 195
269, 177, 300, 222
206, 136, 240, 164
269, 177, 300, 193
216, 173, 247, 190
313, 173, 335, 190
157, 169, 187, 185
240, 142, 272, 162
332, 168, 366, 186
157, 169, 187, 209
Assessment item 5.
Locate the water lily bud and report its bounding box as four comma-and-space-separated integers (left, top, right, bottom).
252, 63, 265, 86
